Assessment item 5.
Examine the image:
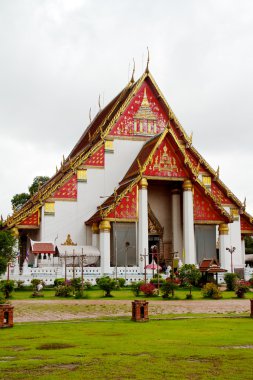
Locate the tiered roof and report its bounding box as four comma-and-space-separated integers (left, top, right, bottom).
4, 69, 253, 233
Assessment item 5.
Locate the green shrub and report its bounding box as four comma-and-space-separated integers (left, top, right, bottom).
55, 284, 72, 297
71, 278, 82, 291
178, 264, 201, 287
0, 280, 15, 299
161, 279, 178, 298
117, 278, 126, 288
235, 282, 249, 298
224, 273, 238, 291
131, 281, 144, 296
96, 276, 117, 297
15, 280, 25, 290
54, 278, 65, 287
202, 283, 222, 299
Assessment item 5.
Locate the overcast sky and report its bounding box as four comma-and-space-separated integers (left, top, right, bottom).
0, 0, 253, 219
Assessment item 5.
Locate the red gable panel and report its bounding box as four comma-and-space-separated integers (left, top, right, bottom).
143, 138, 188, 178
194, 186, 226, 222
52, 174, 77, 200
109, 82, 168, 137
107, 185, 138, 220
185, 149, 205, 173
211, 182, 232, 205
241, 215, 253, 234
19, 210, 40, 227
84, 145, 104, 167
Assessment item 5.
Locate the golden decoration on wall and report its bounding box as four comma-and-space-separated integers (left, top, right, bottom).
61, 234, 77, 246
44, 202, 55, 215
77, 169, 87, 182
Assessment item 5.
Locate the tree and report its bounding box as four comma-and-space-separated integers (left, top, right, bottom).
0, 230, 17, 276
11, 176, 50, 211
245, 236, 253, 255
11, 192, 30, 211
28, 176, 49, 195
224, 273, 238, 291
96, 276, 117, 297
178, 264, 201, 287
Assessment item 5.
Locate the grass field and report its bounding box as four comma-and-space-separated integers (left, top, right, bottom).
0, 317, 253, 380
9, 287, 253, 301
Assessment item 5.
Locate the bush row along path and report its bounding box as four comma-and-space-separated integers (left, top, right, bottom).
11, 299, 252, 322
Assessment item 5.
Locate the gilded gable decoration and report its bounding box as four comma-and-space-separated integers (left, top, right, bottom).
109, 83, 168, 137
202, 175, 211, 188
148, 204, 163, 235
77, 169, 87, 182
44, 202, 55, 215
105, 140, 114, 153
61, 234, 77, 246
230, 207, 239, 221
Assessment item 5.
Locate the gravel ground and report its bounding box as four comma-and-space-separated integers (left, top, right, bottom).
10, 299, 252, 322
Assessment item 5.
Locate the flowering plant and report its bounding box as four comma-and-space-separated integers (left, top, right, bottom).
139, 283, 155, 296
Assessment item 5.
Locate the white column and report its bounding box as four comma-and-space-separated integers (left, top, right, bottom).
92, 223, 99, 249
241, 236, 245, 266
99, 220, 112, 275
138, 178, 149, 273
183, 180, 196, 264
171, 189, 183, 258
34, 254, 38, 268
219, 224, 231, 271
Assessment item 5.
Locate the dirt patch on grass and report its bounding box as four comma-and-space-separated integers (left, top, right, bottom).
10, 299, 251, 322
37, 343, 76, 350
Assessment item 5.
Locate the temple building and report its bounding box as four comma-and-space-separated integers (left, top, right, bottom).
2, 66, 253, 284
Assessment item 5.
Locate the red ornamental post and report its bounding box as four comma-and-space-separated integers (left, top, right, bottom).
131, 300, 149, 322
0, 304, 14, 328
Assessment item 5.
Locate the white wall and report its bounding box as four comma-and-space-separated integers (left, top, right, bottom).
41, 139, 144, 245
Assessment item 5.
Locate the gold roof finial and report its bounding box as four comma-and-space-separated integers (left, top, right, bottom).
63, 154, 65, 163
214, 165, 220, 180
89, 107, 92, 123
98, 94, 101, 111
130, 58, 135, 83
189, 131, 193, 145
56, 166, 58, 173
145, 47, 150, 73
243, 197, 247, 209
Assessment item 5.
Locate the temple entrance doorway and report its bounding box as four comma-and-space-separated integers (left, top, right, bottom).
148, 235, 160, 264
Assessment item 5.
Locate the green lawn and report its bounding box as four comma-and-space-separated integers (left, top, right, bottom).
10, 287, 253, 301
0, 317, 252, 380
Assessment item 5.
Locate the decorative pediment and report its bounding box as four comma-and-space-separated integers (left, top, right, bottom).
194, 186, 227, 223
17, 210, 40, 228
109, 82, 168, 137
241, 215, 253, 234
52, 174, 77, 200
106, 184, 138, 220
143, 138, 188, 179
83, 145, 104, 167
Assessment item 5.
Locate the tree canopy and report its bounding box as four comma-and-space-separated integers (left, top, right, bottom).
0, 230, 17, 276
11, 176, 50, 211
245, 236, 253, 255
